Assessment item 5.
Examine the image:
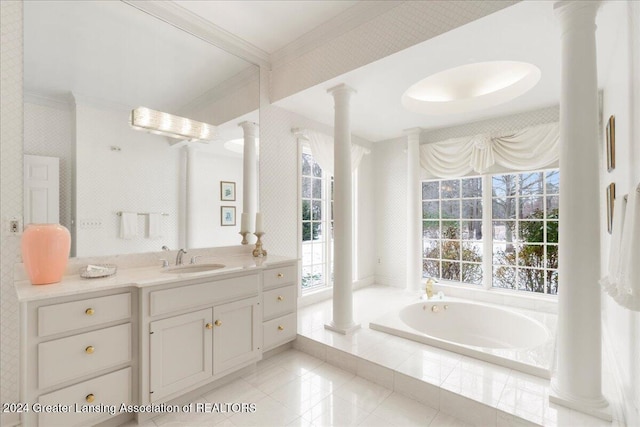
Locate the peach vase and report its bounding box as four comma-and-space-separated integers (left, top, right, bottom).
21, 224, 70, 285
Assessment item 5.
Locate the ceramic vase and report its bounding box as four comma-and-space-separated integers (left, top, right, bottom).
21, 224, 70, 285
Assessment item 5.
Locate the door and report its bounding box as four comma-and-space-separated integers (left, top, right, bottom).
24, 155, 59, 225
213, 296, 261, 375
149, 308, 212, 401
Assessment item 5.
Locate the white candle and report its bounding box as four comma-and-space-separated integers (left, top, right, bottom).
255, 212, 263, 234
240, 213, 249, 233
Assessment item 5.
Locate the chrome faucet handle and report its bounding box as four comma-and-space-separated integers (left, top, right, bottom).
160, 259, 169, 268
190, 255, 202, 265
161, 246, 170, 251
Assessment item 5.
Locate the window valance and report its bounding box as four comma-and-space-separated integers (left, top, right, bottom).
419, 122, 559, 178
298, 129, 371, 176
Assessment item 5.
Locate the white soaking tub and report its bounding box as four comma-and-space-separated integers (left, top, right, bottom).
370, 299, 556, 378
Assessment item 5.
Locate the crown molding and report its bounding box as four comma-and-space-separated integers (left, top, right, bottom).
23, 91, 73, 111
121, 0, 270, 68
270, 1, 401, 69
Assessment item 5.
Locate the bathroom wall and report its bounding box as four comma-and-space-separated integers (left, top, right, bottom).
599, 1, 640, 424
74, 101, 181, 256
190, 149, 243, 248
23, 98, 73, 233
372, 106, 560, 289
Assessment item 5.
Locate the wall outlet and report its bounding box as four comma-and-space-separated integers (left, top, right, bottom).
8, 218, 22, 234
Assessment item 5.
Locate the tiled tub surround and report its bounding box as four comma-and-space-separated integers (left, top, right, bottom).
296, 286, 623, 427
370, 299, 556, 379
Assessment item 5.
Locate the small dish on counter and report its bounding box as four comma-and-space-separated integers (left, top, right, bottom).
79, 264, 117, 279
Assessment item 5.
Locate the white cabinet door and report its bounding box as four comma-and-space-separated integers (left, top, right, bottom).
23, 155, 59, 225
213, 297, 261, 375
149, 308, 212, 401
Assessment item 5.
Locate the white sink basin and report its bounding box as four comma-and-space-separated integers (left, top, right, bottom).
163, 263, 226, 274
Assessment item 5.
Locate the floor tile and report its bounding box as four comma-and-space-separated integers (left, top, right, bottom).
371, 392, 438, 426
202, 378, 267, 405
227, 395, 299, 427
301, 362, 356, 392
269, 377, 330, 416
241, 365, 298, 394
153, 397, 228, 426
332, 376, 393, 413
442, 367, 507, 406
301, 394, 371, 426
396, 353, 456, 386
428, 411, 473, 427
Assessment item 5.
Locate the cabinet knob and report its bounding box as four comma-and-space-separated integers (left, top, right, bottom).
277, 273, 284, 278
277, 295, 284, 301
85, 346, 95, 354
214, 320, 222, 327
85, 308, 95, 316
86, 394, 95, 403
205, 323, 213, 329
278, 325, 284, 331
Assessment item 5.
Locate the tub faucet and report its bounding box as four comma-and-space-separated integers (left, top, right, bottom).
425, 277, 438, 299
176, 249, 187, 266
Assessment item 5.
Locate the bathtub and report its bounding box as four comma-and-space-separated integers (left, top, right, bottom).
369, 299, 556, 378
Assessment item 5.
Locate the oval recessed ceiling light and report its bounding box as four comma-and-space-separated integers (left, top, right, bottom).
401, 61, 541, 115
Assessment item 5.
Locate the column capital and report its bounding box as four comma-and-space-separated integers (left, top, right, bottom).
327, 83, 357, 98
554, 1, 601, 33
238, 121, 258, 130
403, 127, 422, 139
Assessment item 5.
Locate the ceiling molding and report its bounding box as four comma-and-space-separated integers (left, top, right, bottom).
121, 0, 271, 68
23, 91, 73, 111
270, 1, 401, 69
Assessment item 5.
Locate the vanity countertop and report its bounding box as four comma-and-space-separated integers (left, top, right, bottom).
14, 254, 297, 302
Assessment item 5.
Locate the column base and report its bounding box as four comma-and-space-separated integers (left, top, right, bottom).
549, 383, 612, 421
324, 321, 361, 335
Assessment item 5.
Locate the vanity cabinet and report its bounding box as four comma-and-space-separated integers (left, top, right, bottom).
262, 265, 298, 351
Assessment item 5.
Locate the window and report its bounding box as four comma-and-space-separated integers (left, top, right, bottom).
422, 169, 559, 295
301, 152, 333, 292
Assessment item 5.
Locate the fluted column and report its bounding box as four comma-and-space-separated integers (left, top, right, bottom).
325, 83, 360, 334
405, 128, 422, 292
551, 1, 610, 420
239, 121, 258, 241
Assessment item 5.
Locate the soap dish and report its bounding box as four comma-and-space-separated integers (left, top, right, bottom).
80, 264, 117, 279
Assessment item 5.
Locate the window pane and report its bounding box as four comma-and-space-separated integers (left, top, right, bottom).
312, 178, 322, 199
302, 154, 312, 176
442, 241, 460, 260
442, 221, 460, 239
546, 245, 558, 269
462, 177, 482, 198
462, 263, 482, 284
547, 221, 558, 243
519, 172, 544, 195
312, 243, 324, 264
423, 201, 439, 219
422, 181, 439, 199
461, 221, 482, 240
312, 200, 322, 220
493, 245, 516, 265
492, 221, 515, 242
518, 244, 544, 268
518, 268, 544, 292
423, 239, 440, 259
302, 200, 311, 221
462, 199, 482, 219
302, 177, 311, 198
302, 222, 311, 241
492, 197, 516, 219
442, 200, 460, 218
519, 197, 544, 219
442, 261, 460, 281
546, 170, 560, 194
423, 260, 439, 278
312, 222, 322, 240
492, 174, 517, 197
547, 270, 558, 294
301, 266, 313, 288
312, 161, 322, 178
462, 242, 482, 262
547, 196, 559, 218
441, 180, 460, 198
519, 221, 544, 242
493, 266, 516, 289
423, 221, 440, 238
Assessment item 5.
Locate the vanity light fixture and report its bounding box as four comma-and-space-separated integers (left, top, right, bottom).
129, 107, 218, 142
402, 61, 541, 115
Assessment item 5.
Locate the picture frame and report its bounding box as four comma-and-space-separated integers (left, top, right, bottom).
606, 182, 615, 234
220, 181, 236, 201
221, 206, 236, 226
606, 115, 615, 172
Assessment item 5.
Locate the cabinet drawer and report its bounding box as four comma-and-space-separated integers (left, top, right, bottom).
263, 264, 297, 290
262, 285, 296, 320
38, 323, 131, 389
150, 274, 259, 316
263, 313, 296, 351
38, 293, 131, 337
38, 367, 131, 427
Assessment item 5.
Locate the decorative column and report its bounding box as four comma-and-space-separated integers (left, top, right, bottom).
551, 1, 610, 420
325, 84, 360, 334
185, 145, 197, 248
405, 128, 422, 292
239, 121, 258, 242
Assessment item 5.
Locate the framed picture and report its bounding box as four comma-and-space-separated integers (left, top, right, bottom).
606, 115, 615, 172
221, 206, 236, 226
606, 182, 615, 234
220, 181, 236, 201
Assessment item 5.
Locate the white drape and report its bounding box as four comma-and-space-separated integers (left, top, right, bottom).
303, 129, 371, 176
419, 122, 559, 178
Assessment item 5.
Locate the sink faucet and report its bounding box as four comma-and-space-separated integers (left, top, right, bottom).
176, 249, 187, 266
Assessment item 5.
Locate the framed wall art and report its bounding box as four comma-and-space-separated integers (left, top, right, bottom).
220, 181, 236, 201
606, 115, 615, 172
221, 206, 236, 226
606, 182, 615, 234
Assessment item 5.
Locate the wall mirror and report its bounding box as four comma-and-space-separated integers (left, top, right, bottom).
23, 1, 259, 257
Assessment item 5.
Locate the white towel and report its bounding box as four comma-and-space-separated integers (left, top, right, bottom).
147, 213, 162, 239
600, 195, 627, 297
615, 185, 640, 311
119, 212, 138, 239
